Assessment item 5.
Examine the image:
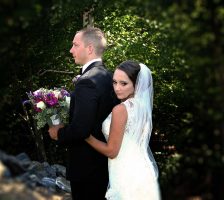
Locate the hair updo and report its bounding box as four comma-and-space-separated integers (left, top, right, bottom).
117, 60, 141, 87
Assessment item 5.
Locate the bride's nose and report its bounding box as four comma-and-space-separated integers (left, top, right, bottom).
114, 85, 122, 93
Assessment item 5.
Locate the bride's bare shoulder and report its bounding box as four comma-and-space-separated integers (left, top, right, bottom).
112, 104, 127, 116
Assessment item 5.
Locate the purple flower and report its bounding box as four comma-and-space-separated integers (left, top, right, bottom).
22, 100, 31, 106
72, 75, 81, 85
60, 89, 70, 98
34, 106, 42, 113
32, 90, 45, 103
45, 93, 58, 107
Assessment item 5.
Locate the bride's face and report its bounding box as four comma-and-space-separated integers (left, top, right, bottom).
113, 69, 135, 101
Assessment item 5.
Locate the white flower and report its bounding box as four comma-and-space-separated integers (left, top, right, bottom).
33, 89, 41, 96
36, 101, 46, 110
53, 90, 61, 99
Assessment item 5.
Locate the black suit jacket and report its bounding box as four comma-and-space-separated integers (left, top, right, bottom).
57, 61, 118, 182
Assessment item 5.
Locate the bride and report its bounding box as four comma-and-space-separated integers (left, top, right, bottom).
86, 60, 161, 200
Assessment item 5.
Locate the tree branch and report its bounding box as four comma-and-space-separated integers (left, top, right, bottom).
38, 70, 74, 76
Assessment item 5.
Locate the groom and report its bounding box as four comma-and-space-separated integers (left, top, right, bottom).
48, 27, 117, 200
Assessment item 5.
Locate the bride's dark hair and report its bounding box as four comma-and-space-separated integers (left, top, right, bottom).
117, 60, 140, 87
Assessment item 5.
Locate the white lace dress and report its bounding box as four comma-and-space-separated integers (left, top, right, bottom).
102, 99, 161, 200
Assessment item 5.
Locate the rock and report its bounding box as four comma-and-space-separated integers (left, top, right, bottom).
0, 161, 11, 179
51, 164, 66, 177
0, 150, 26, 176
0, 150, 71, 197
28, 161, 57, 179
16, 152, 31, 168
56, 176, 71, 193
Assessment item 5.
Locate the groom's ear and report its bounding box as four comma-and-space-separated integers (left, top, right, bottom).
87, 43, 94, 55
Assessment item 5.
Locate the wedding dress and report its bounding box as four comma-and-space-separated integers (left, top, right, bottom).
102, 63, 161, 200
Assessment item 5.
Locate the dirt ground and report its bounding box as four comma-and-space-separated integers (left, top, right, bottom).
0, 179, 72, 200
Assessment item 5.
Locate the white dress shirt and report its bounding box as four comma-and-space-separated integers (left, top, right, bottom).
82, 58, 102, 73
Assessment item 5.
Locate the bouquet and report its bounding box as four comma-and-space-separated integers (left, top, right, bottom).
26, 87, 71, 130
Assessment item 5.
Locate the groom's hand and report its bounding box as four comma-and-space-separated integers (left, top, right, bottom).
48, 124, 64, 140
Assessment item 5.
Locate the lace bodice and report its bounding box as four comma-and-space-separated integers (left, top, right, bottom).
102, 98, 134, 140
102, 98, 161, 200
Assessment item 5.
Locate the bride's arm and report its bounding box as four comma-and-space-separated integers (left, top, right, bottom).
85, 104, 127, 159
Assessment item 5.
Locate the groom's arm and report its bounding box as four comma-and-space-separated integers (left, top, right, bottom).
57, 79, 99, 145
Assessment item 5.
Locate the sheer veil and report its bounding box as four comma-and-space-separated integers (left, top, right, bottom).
131, 63, 159, 178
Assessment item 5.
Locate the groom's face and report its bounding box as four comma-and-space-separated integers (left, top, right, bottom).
70, 32, 88, 65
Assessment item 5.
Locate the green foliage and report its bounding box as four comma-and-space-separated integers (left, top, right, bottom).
94, 0, 189, 149
34, 104, 69, 130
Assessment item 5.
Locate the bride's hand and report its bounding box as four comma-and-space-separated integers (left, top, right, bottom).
85, 134, 94, 143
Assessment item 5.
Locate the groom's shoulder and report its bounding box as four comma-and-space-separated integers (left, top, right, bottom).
88, 65, 112, 81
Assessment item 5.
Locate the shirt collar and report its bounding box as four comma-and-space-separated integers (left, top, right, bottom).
82, 58, 102, 73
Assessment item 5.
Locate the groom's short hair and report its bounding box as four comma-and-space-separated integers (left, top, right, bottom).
78, 27, 107, 56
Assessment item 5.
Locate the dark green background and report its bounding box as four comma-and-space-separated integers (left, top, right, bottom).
0, 0, 223, 199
